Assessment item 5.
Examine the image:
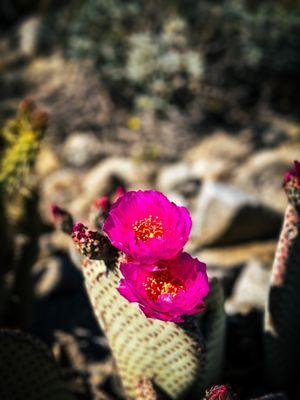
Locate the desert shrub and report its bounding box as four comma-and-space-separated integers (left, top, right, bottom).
67, 0, 143, 81
41, 0, 300, 117
126, 17, 203, 111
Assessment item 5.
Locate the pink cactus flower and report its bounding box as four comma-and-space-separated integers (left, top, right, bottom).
103, 190, 191, 263
118, 252, 209, 322
284, 160, 300, 186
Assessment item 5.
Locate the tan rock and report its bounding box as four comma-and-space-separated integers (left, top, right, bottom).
40, 168, 83, 222
232, 144, 300, 212
36, 147, 60, 177
225, 258, 271, 315
195, 240, 276, 270
191, 180, 281, 247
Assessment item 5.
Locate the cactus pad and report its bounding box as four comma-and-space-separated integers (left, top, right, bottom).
0, 329, 74, 400
264, 203, 300, 388
82, 258, 207, 399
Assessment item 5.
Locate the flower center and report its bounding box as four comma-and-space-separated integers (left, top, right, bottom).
143, 270, 185, 301
133, 215, 163, 242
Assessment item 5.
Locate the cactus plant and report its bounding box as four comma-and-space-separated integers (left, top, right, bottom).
54, 189, 226, 400
0, 96, 47, 191
264, 161, 300, 389
81, 257, 205, 399
0, 98, 47, 327
0, 329, 74, 400
197, 280, 225, 390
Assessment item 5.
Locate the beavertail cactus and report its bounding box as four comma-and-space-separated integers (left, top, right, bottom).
54, 189, 226, 399
264, 161, 300, 388
0, 329, 74, 400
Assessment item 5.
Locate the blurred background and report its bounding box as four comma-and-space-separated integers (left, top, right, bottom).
1, 0, 300, 399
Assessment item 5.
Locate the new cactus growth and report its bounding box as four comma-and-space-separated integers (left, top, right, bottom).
0, 97, 48, 191
202, 384, 235, 400
0, 329, 74, 400
264, 161, 300, 389
54, 189, 226, 399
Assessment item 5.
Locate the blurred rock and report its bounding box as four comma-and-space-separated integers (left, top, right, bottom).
225, 259, 271, 315
52, 329, 113, 399
157, 162, 191, 191
40, 168, 83, 221
83, 158, 148, 194
128, 109, 195, 161
35, 147, 60, 177
18, 16, 41, 57
232, 144, 300, 212
196, 240, 276, 269
69, 157, 153, 218
53, 329, 111, 369
156, 162, 201, 198
184, 130, 253, 180
31, 254, 101, 342
32, 255, 82, 298
191, 181, 282, 247
195, 241, 275, 298
62, 132, 104, 168
24, 55, 113, 138
164, 191, 188, 208
39, 232, 71, 258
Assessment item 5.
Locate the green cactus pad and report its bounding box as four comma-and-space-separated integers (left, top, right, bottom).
0, 329, 74, 400
82, 258, 224, 399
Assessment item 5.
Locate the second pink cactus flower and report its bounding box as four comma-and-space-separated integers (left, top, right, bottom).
117, 252, 209, 322
103, 190, 192, 263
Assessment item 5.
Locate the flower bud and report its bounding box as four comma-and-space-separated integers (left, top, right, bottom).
51, 204, 73, 234
283, 161, 300, 207
204, 384, 236, 400
72, 222, 118, 263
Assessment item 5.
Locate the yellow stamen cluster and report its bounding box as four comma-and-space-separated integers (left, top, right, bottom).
133, 215, 163, 242
143, 270, 185, 301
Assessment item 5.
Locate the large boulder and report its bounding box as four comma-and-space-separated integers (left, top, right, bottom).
191, 181, 282, 247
